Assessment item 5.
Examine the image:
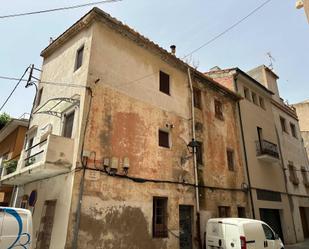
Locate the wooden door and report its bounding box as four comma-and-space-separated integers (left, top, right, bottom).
300, 207, 309, 238
36, 200, 57, 249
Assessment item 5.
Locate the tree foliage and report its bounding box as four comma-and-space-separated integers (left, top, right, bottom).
0, 112, 11, 130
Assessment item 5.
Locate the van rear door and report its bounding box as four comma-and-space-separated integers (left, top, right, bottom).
224, 224, 240, 249
243, 222, 265, 249
206, 221, 225, 249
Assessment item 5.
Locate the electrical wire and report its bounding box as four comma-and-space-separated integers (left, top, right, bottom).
0, 0, 122, 20
0, 67, 29, 112
182, 0, 272, 59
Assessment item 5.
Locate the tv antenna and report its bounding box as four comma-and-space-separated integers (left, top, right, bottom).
266, 52, 276, 70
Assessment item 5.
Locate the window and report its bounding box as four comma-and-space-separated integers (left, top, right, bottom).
153, 197, 168, 238
237, 207, 246, 218
193, 88, 202, 109
36, 88, 43, 107
280, 116, 288, 133
214, 99, 223, 120
288, 162, 299, 185
63, 112, 75, 138
259, 97, 265, 109
226, 149, 235, 171
252, 92, 258, 105
218, 206, 231, 218
244, 87, 250, 101
196, 141, 203, 165
159, 71, 170, 95
158, 130, 169, 148
301, 167, 309, 187
262, 224, 275, 240
290, 123, 297, 138
75, 45, 84, 71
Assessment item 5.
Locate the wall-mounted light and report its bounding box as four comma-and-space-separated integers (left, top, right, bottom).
109, 157, 118, 176
103, 157, 110, 172
123, 157, 130, 175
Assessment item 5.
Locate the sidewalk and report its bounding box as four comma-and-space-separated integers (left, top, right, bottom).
286, 239, 309, 249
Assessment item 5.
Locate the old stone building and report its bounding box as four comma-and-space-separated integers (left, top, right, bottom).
0, 8, 248, 249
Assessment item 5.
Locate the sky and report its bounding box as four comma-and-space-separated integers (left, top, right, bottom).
0, 0, 308, 118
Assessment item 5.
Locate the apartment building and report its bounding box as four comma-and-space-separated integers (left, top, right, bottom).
293, 100, 309, 160
0, 118, 28, 206
0, 8, 248, 249
248, 66, 309, 242
206, 67, 297, 244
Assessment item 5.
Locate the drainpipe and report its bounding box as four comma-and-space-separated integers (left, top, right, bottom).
12, 186, 19, 207
234, 75, 256, 219
187, 68, 202, 249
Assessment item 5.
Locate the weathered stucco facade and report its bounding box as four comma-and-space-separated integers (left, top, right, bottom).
0, 8, 247, 249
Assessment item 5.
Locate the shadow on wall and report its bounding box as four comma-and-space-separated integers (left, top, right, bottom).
79, 206, 167, 249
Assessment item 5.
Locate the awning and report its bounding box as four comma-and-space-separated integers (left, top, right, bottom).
33, 97, 80, 118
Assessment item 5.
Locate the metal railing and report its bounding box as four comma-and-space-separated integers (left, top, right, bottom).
255, 139, 279, 159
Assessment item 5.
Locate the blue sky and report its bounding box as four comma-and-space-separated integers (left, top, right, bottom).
0, 0, 308, 118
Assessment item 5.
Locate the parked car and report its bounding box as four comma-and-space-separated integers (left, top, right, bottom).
0, 207, 32, 249
205, 218, 284, 249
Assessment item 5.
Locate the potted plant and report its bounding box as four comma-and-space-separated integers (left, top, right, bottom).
4, 160, 18, 174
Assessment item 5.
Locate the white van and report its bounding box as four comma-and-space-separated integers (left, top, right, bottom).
205, 218, 284, 249
0, 207, 32, 249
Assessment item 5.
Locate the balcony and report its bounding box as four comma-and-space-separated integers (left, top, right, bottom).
1, 134, 74, 185
255, 139, 280, 163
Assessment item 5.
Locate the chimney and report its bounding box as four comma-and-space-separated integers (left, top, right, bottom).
170, 45, 176, 55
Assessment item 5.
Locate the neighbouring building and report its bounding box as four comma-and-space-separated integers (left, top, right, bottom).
248, 66, 309, 242
0, 8, 248, 249
0, 118, 28, 206
293, 100, 309, 160
206, 66, 308, 244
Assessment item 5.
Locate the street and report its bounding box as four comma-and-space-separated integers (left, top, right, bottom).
286, 239, 309, 249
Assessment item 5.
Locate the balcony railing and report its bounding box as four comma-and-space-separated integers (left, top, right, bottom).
255, 139, 279, 160
1, 134, 74, 185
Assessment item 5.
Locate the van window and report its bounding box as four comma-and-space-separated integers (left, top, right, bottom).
262, 224, 274, 240
206, 222, 223, 237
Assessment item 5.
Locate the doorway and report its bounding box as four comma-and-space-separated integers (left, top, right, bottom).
36, 200, 57, 249
260, 208, 284, 243
299, 207, 309, 238
179, 205, 193, 249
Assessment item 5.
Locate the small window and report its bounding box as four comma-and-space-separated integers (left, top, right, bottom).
301, 167, 309, 187
290, 123, 297, 138
158, 130, 169, 148
218, 206, 230, 218
259, 97, 265, 109
193, 88, 202, 109
36, 88, 43, 107
227, 149, 235, 171
244, 87, 251, 101
159, 71, 170, 95
75, 45, 84, 71
196, 141, 203, 165
214, 99, 223, 120
237, 207, 246, 218
288, 162, 299, 185
63, 112, 75, 138
252, 92, 258, 105
153, 197, 168, 238
262, 224, 275, 240
280, 116, 288, 133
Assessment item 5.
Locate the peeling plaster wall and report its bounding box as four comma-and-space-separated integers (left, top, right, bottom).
64, 20, 197, 249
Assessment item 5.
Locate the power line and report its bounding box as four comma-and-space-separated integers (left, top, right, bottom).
0, 0, 122, 19
0, 67, 30, 112
182, 0, 272, 59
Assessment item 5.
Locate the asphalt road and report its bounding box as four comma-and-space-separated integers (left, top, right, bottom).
285, 239, 309, 249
